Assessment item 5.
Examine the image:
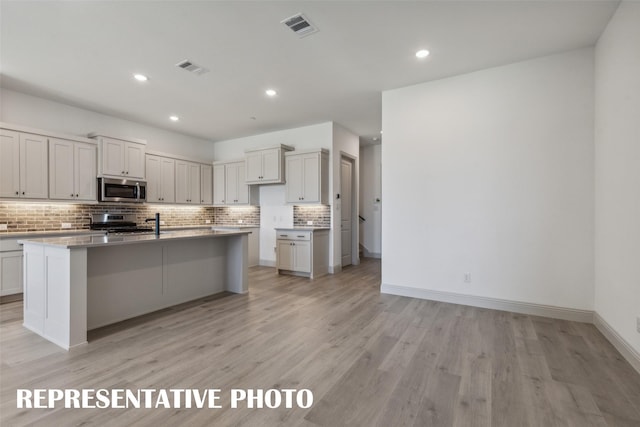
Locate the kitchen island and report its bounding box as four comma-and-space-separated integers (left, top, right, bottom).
19, 229, 249, 350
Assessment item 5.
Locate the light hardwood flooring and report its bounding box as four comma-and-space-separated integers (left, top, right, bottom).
1, 258, 639, 426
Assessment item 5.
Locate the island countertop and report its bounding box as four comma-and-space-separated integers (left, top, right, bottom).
18, 229, 250, 249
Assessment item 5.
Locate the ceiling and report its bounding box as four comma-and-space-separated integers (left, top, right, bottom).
0, 1, 619, 144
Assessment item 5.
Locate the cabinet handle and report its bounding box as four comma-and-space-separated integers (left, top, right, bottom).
297, 235, 305, 238
15, 191, 19, 195
126, 171, 129, 175
71, 193, 74, 197
76, 194, 79, 198
122, 171, 125, 174
22, 192, 25, 195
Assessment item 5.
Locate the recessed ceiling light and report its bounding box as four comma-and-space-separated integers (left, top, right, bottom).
265, 89, 277, 97
415, 49, 430, 59
133, 74, 148, 82
169, 115, 179, 122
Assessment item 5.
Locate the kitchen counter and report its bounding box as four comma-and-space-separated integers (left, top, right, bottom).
21, 228, 249, 350
18, 228, 249, 249
275, 226, 330, 231
0, 230, 105, 239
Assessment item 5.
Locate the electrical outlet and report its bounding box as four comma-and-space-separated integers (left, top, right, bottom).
464, 272, 471, 283
61, 223, 72, 229
205, 220, 211, 224
636, 317, 640, 334
238, 219, 243, 224
160, 221, 166, 226
0, 224, 7, 231
307, 220, 313, 225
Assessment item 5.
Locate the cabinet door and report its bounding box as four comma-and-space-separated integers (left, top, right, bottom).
175, 161, 189, 203
145, 155, 162, 202
277, 241, 294, 271
75, 142, 97, 201
160, 157, 175, 203
213, 164, 226, 204
261, 148, 280, 181
235, 163, 249, 204
125, 142, 145, 179
226, 162, 240, 204
188, 163, 201, 204
0, 251, 23, 296
102, 137, 126, 176
48, 138, 75, 200
285, 155, 303, 203
20, 133, 48, 199
245, 151, 263, 182
302, 154, 320, 202
200, 164, 213, 204
293, 241, 311, 273
0, 130, 20, 198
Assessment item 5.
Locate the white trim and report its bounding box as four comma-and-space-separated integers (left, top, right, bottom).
259, 259, 276, 267
146, 149, 213, 165
1, 122, 96, 144
381, 283, 594, 323
594, 313, 640, 375
329, 264, 342, 274
362, 247, 381, 259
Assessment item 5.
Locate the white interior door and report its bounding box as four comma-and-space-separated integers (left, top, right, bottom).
341, 158, 352, 267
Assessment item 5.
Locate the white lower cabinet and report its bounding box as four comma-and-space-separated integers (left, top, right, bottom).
275, 228, 329, 279
0, 250, 23, 296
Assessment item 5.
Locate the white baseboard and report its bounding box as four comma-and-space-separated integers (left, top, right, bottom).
594, 313, 640, 375
259, 259, 276, 267
362, 247, 381, 259
381, 283, 594, 323
329, 265, 342, 274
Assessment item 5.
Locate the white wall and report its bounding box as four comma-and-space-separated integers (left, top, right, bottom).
332, 123, 360, 268
594, 1, 640, 354
0, 88, 213, 160
381, 48, 595, 310
212, 123, 333, 265
359, 143, 382, 257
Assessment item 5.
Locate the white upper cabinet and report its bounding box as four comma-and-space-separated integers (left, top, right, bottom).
146, 154, 175, 203
0, 129, 48, 199
49, 138, 97, 201
213, 160, 259, 206
90, 134, 146, 179
175, 160, 201, 204
244, 145, 293, 184
200, 164, 213, 205
213, 164, 226, 205
285, 149, 329, 204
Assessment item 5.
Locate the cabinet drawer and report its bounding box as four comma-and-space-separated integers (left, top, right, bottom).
276, 232, 310, 241
0, 239, 22, 252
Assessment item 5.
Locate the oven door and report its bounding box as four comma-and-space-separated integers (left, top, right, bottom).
99, 178, 146, 203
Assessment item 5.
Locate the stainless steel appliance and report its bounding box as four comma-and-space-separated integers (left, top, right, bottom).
98, 178, 146, 203
90, 214, 153, 234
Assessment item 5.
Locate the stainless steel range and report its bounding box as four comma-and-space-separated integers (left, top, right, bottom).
90, 214, 153, 234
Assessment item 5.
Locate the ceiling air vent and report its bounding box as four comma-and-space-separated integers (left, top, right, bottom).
175, 60, 209, 76
281, 13, 318, 38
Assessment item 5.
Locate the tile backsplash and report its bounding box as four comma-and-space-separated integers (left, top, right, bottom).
293, 205, 331, 227
0, 202, 260, 232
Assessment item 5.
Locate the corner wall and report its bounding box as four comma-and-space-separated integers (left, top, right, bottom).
381, 48, 595, 314
359, 144, 382, 257
594, 1, 640, 360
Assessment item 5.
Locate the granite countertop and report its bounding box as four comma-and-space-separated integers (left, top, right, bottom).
18, 229, 251, 249
0, 230, 106, 240
275, 227, 331, 231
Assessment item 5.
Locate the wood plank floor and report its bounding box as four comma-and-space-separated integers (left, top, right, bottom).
1, 258, 639, 426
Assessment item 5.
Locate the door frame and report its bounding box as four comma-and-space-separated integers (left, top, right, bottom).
340, 152, 359, 267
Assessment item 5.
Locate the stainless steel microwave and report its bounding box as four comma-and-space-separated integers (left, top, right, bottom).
98, 178, 146, 203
